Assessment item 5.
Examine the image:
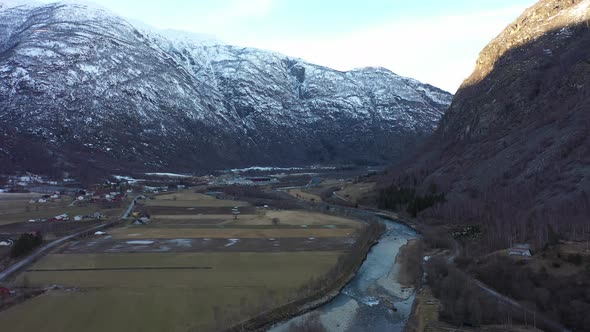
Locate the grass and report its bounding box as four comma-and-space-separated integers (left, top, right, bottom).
3, 252, 343, 332
287, 189, 322, 202
336, 182, 376, 203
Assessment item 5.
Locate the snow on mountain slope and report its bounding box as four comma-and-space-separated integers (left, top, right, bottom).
0, 2, 452, 177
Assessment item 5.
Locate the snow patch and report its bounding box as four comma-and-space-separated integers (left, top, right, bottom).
126, 240, 154, 245
225, 238, 240, 247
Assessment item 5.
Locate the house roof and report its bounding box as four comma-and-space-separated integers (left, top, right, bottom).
510, 248, 531, 252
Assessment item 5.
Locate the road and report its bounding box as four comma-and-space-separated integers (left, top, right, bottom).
0, 197, 137, 283
472, 277, 571, 332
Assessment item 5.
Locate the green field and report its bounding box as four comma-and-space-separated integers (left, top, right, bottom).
3, 252, 343, 332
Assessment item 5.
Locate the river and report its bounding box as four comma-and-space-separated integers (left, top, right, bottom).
270, 218, 418, 332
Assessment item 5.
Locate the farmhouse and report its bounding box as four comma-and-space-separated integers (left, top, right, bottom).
0, 287, 10, 297
48, 214, 69, 222
133, 217, 151, 225
0, 239, 14, 247
509, 244, 532, 257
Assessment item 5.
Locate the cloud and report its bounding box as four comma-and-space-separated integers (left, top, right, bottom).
233, 5, 528, 93
176, 0, 276, 35
222, 0, 275, 18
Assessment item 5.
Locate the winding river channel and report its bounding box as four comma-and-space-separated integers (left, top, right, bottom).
270, 218, 419, 332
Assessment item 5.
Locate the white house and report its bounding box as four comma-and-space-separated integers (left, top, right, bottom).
509, 244, 532, 257
0, 239, 13, 247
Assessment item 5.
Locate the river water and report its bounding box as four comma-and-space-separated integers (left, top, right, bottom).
270, 219, 418, 332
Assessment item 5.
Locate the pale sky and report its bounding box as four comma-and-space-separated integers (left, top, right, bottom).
40, 0, 537, 92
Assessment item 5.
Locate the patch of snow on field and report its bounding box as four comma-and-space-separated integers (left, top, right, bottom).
156, 246, 171, 252
225, 238, 239, 247
113, 175, 142, 183
145, 172, 192, 178
167, 239, 193, 247
127, 240, 154, 245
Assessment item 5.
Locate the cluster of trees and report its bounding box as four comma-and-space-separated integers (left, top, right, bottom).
425, 257, 508, 327
472, 256, 590, 331
10, 232, 43, 258
377, 184, 446, 217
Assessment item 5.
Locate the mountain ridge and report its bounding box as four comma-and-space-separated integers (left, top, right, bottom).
385, 0, 590, 245
0, 1, 452, 179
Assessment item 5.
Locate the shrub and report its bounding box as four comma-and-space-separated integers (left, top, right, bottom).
10, 232, 43, 258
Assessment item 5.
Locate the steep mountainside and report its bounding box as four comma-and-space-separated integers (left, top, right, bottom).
0, 2, 451, 178
388, 0, 590, 242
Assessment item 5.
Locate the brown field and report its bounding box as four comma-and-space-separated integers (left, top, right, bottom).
107, 227, 355, 239
0, 193, 43, 200
336, 182, 376, 203
60, 236, 355, 254
0, 206, 123, 231
146, 191, 249, 208
141, 205, 257, 215
0, 189, 364, 332
287, 189, 322, 202
2, 251, 343, 332
230, 210, 362, 228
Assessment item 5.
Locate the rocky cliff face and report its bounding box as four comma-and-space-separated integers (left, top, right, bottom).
389, 0, 590, 234
0, 2, 451, 177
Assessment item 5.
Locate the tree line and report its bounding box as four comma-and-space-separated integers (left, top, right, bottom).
377, 184, 446, 217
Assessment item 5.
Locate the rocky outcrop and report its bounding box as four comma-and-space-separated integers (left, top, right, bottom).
388, 0, 590, 238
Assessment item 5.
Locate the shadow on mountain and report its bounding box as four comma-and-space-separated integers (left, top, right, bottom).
385, 20, 590, 248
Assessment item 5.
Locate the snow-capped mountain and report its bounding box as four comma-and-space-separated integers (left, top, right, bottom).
0, 2, 452, 177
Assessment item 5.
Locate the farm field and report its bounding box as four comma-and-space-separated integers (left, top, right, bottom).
3, 252, 341, 332
107, 227, 355, 239
0, 192, 126, 226
0, 189, 364, 331
287, 188, 322, 202
335, 182, 376, 203
0, 206, 120, 226
144, 192, 249, 207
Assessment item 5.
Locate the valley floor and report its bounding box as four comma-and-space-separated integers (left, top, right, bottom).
0, 190, 365, 331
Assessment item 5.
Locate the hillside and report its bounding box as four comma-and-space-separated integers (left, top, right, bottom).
385, 0, 590, 247
0, 2, 451, 179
